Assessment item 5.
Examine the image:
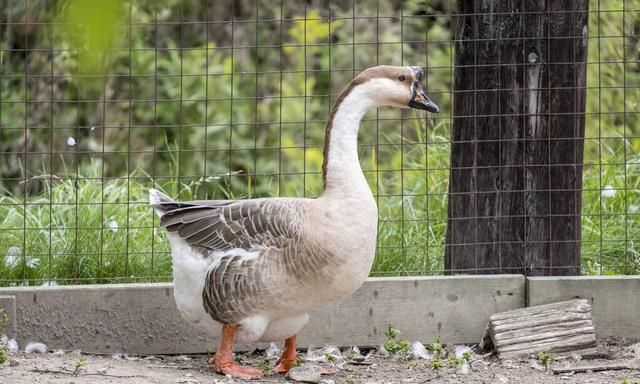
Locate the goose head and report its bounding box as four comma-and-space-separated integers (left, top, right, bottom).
350, 65, 439, 113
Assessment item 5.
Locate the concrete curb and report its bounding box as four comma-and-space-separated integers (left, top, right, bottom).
527, 276, 640, 339
0, 275, 524, 354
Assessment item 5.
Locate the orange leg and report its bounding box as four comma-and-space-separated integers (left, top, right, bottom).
209, 324, 263, 379
274, 335, 297, 374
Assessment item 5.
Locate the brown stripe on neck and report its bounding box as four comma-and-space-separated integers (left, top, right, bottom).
321, 76, 368, 187
321, 66, 411, 188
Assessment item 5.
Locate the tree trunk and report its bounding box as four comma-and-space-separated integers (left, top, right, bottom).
445, 0, 588, 275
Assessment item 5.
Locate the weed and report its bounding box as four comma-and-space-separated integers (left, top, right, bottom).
234, 354, 246, 365
0, 345, 6, 365
257, 359, 272, 374
0, 309, 8, 340
427, 338, 444, 359
536, 351, 554, 371
73, 357, 87, 376
323, 352, 338, 363
383, 324, 411, 357
345, 374, 355, 384
447, 355, 463, 368
431, 359, 444, 371
345, 347, 359, 360
0, 309, 8, 365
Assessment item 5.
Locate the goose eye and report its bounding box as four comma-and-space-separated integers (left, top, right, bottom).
397, 75, 405, 82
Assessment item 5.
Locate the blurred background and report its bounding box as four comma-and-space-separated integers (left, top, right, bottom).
0, 0, 638, 285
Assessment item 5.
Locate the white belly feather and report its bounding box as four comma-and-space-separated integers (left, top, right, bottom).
168, 233, 218, 333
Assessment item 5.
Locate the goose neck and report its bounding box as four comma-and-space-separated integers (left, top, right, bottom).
321, 86, 374, 197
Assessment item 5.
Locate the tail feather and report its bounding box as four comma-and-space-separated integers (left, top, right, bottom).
149, 188, 177, 217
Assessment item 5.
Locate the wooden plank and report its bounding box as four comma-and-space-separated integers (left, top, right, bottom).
487, 299, 596, 358
494, 320, 593, 342
528, 276, 640, 338
553, 361, 640, 374
0, 275, 525, 354
490, 300, 592, 322
500, 337, 597, 358
491, 313, 593, 333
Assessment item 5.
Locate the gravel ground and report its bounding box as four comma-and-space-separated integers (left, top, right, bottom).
1, 338, 639, 384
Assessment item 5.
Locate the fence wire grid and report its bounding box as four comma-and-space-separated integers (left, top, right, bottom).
0, 0, 638, 286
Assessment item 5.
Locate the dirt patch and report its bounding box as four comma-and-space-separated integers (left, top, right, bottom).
1, 338, 639, 384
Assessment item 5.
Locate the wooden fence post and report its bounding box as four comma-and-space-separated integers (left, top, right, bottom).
445, 0, 589, 275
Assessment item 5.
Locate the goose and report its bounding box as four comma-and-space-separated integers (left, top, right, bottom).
149, 65, 438, 379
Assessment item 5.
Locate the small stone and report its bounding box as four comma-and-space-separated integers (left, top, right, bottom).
9, 359, 20, 367
319, 380, 336, 384
97, 367, 107, 374
529, 360, 545, 371
285, 364, 323, 383
501, 359, 514, 369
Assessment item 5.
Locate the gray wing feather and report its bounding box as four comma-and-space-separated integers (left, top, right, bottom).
159, 199, 302, 252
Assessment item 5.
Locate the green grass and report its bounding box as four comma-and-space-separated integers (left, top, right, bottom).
1, 121, 637, 286
581, 149, 640, 275
0, 163, 173, 285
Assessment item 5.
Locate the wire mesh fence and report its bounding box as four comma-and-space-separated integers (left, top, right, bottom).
0, 0, 638, 286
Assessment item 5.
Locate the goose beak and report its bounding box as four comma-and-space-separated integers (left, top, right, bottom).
409, 88, 439, 113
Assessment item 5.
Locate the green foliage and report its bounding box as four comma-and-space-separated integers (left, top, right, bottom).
0, 164, 177, 284
59, 0, 126, 81
257, 359, 272, 374
0, 345, 6, 365
73, 356, 87, 376
0, 308, 7, 365
427, 338, 444, 359
446, 350, 472, 369
0, 309, 7, 327
580, 0, 640, 275
536, 351, 554, 371
447, 354, 462, 368
0, 0, 638, 284
430, 359, 443, 371
384, 324, 412, 357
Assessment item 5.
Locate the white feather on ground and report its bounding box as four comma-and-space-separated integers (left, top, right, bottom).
25, 341, 48, 353
454, 344, 472, 375
265, 342, 280, 360
305, 345, 343, 362
411, 341, 432, 360
1, 336, 19, 355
